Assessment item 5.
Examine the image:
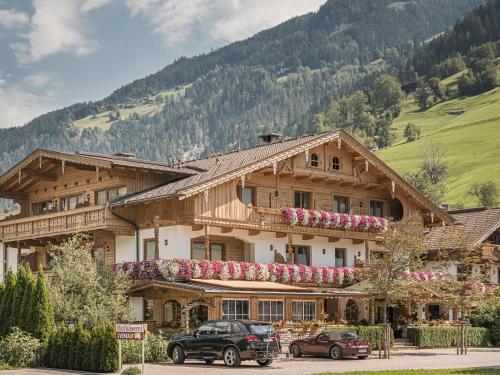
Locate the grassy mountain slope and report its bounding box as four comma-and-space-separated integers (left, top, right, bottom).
377, 74, 500, 207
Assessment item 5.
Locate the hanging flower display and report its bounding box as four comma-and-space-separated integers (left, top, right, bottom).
282, 207, 389, 233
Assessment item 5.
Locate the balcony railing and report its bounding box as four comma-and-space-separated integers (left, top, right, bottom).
0, 205, 132, 242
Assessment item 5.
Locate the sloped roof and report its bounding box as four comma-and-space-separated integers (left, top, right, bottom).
428, 207, 500, 249
111, 129, 453, 224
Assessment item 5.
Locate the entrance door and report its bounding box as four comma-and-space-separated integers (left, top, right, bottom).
286, 245, 310, 265
428, 304, 440, 320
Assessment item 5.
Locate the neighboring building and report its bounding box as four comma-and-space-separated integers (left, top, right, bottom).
422, 207, 500, 320
0, 129, 453, 330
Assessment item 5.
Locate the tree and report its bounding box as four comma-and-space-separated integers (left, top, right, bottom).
370, 74, 403, 117
468, 181, 497, 207
421, 141, 448, 185
9, 265, 28, 329
403, 123, 421, 142
367, 218, 429, 357
29, 269, 55, 341
19, 267, 35, 331
428, 77, 444, 100
73, 322, 91, 370
99, 324, 119, 372
48, 234, 131, 327
0, 269, 16, 336
415, 84, 431, 109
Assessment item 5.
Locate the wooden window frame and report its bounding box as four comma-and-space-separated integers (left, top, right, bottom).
333, 195, 350, 214
221, 298, 250, 320
143, 238, 156, 261
95, 186, 127, 206
309, 153, 319, 168
236, 185, 256, 206
369, 199, 384, 217
330, 155, 341, 171
334, 247, 346, 267
291, 300, 316, 321
286, 244, 311, 266
258, 299, 284, 322
294, 191, 312, 209
191, 240, 226, 261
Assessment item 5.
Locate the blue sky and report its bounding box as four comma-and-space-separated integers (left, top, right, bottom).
0, 0, 323, 129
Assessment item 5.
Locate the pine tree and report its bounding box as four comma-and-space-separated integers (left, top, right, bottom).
0, 283, 5, 306
74, 322, 91, 371
67, 326, 78, 370
9, 265, 27, 329
90, 326, 103, 372
29, 269, 55, 340
57, 327, 71, 369
99, 324, 119, 372
18, 267, 35, 331
0, 268, 16, 336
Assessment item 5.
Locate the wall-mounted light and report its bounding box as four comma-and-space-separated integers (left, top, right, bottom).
358, 251, 361, 257
270, 245, 274, 252
359, 202, 363, 208
322, 249, 326, 255
164, 239, 169, 246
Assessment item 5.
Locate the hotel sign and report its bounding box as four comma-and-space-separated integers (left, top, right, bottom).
115, 324, 146, 340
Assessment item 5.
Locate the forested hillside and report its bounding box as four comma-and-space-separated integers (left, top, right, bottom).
0, 0, 483, 178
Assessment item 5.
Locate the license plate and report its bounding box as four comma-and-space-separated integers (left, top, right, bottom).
275, 353, 290, 360
263, 338, 273, 342
358, 348, 367, 353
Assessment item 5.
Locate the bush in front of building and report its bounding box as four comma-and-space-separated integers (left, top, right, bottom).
0, 327, 44, 368
46, 323, 119, 373
407, 326, 491, 348
122, 333, 170, 364
492, 317, 500, 345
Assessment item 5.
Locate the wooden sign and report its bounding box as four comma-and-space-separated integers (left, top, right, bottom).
116, 324, 146, 341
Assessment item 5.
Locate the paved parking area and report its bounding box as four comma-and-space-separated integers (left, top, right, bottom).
5, 348, 500, 375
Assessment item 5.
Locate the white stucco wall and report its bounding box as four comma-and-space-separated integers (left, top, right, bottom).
141, 224, 369, 267
424, 261, 457, 276
116, 235, 136, 262
129, 296, 144, 321
6, 246, 18, 273
0, 242, 4, 280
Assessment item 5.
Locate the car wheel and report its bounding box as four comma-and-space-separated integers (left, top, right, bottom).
171, 345, 185, 364
329, 346, 343, 360
290, 344, 302, 358
357, 355, 368, 360
223, 347, 241, 367
204, 359, 215, 364
257, 359, 273, 367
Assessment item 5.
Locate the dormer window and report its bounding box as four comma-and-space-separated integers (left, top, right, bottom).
310, 153, 319, 167
331, 156, 341, 171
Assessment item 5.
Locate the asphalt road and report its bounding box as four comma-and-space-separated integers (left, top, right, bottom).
5, 347, 500, 375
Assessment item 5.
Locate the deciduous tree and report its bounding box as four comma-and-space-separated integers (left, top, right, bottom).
468, 181, 497, 207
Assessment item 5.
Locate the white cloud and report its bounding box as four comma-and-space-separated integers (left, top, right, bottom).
126, 0, 323, 46
23, 71, 59, 87
12, 0, 111, 64
0, 80, 54, 128
0, 9, 28, 29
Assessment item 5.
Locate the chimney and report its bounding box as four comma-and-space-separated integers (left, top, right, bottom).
259, 132, 281, 144
114, 152, 136, 159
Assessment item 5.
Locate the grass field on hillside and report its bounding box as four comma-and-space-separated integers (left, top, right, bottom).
377, 86, 500, 207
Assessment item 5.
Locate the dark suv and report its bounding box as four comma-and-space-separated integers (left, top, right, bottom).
167, 320, 280, 367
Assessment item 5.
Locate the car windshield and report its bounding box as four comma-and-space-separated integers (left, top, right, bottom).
340, 332, 358, 340
249, 324, 275, 335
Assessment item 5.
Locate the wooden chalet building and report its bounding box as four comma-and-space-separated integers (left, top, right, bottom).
0, 129, 455, 330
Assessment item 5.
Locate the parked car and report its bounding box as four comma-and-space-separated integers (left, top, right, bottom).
289, 330, 371, 360
167, 320, 281, 367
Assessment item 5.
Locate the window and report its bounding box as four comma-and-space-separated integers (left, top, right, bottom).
335, 248, 346, 267
286, 245, 310, 266
345, 299, 359, 322
32, 200, 54, 215
144, 239, 156, 260
96, 186, 127, 205
259, 300, 284, 321
370, 200, 384, 217
294, 191, 311, 209
60, 194, 84, 211
222, 299, 249, 320
164, 300, 181, 327
292, 301, 316, 321
144, 299, 154, 320
93, 246, 105, 266
197, 322, 215, 335
237, 186, 254, 206
333, 195, 350, 214
331, 156, 341, 170
310, 153, 319, 167
192, 242, 224, 260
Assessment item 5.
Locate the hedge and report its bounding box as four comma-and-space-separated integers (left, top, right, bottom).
407, 326, 491, 348
324, 325, 394, 349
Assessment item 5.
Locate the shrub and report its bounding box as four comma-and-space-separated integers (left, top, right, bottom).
122, 334, 170, 364
492, 317, 500, 345
407, 326, 491, 348
122, 367, 142, 375
323, 325, 393, 349
0, 327, 43, 367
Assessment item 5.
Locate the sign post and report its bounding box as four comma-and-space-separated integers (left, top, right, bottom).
116, 324, 147, 373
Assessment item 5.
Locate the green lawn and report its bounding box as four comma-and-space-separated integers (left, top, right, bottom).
316, 369, 500, 375
377, 86, 500, 207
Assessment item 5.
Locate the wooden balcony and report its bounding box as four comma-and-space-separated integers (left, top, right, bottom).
0, 205, 134, 242
181, 207, 387, 241
482, 244, 500, 262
